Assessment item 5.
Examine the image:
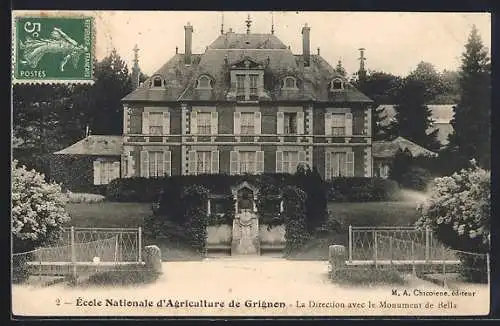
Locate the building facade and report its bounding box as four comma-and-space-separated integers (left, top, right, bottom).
120, 21, 374, 181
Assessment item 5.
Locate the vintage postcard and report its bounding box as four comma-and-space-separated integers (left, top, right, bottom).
11, 10, 492, 318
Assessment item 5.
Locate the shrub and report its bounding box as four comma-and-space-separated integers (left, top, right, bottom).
400, 167, 432, 191
327, 177, 400, 202
330, 266, 407, 286
416, 160, 490, 282
105, 177, 165, 202
66, 191, 106, 203
283, 186, 309, 253
11, 160, 70, 253
182, 185, 209, 254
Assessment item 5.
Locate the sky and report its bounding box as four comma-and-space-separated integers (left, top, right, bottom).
15, 11, 491, 77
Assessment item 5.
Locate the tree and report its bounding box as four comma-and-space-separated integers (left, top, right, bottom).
389, 75, 441, 151
11, 160, 70, 253
447, 25, 491, 170
73, 49, 133, 135
354, 71, 403, 140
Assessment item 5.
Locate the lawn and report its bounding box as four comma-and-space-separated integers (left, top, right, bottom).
65, 200, 420, 261
65, 202, 201, 261
287, 200, 420, 261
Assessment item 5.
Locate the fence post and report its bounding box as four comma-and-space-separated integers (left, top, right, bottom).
119, 231, 123, 262
389, 236, 393, 266
348, 225, 353, 263
70, 226, 77, 284
374, 230, 378, 268
486, 253, 490, 286
425, 227, 430, 263
411, 240, 416, 276
442, 247, 447, 288
138, 227, 142, 263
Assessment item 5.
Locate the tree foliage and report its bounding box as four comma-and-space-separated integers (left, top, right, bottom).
11, 160, 70, 253
448, 25, 491, 170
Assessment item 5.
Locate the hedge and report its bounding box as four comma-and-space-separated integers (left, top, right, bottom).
327, 177, 400, 202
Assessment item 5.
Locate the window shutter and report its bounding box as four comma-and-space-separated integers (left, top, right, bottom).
325, 151, 332, 180
93, 161, 101, 185
346, 151, 355, 177
298, 151, 307, 169
211, 150, 219, 174
297, 111, 305, 134
188, 150, 197, 175
164, 151, 171, 176
112, 161, 120, 181
275, 151, 283, 173
230, 151, 239, 175
254, 112, 261, 135
140, 150, 149, 178
256, 151, 264, 173
277, 112, 284, 134
127, 154, 133, 177
142, 111, 150, 134
211, 112, 218, 135
190, 111, 197, 134
325, 112, 332, 136
162, 111, 170, 135
233, 112, 241, 134
345, 112, 353, 136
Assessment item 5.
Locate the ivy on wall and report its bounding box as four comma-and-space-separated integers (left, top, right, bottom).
182, 185, 209, 254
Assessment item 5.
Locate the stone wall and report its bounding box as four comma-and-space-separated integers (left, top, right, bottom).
259, 224, 286, 250
206, 225, 232, 248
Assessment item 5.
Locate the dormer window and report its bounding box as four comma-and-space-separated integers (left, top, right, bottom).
196, 75, 213, 89
283, 76, 298, 89
331, 78, 344, 91
152, 76, 163, 88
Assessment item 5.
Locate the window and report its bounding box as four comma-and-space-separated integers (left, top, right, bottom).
239, 151, 256, 174
152, 76, 163, 87
331, 78, 343, 90
326, 151, 354, 178
331, 114, 345, 136
196, 151, 212, 174
240, 112, 255, 135
197, 112, 211, 134
282, 151, 299, 174
284, 112, 297, 134
249, 74, 258, 100
148, 151, 164, 177
236, 74, 245, 99
197, 75, 212, 89
149, 112, 163, 135
283, 77, 297, 89
93, 161, 119, 185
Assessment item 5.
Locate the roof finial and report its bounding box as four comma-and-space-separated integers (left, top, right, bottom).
220, 12, 224, 35
245, 14, 252, 34
271, 12, 275, 34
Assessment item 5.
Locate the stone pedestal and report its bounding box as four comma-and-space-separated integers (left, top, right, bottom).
231, 210, 260, 255
329, 245, 346, 272
144, 245, 162, 274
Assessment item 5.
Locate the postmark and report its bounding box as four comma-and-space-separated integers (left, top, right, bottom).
12, 14, 95, 84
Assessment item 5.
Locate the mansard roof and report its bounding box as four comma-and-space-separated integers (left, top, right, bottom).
122, 32, 372, 104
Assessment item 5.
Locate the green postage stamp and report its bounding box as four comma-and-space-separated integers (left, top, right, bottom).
12, 14, 95, 84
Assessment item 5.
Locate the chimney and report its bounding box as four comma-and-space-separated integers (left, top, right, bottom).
358, 48, 367, 85
131, 44, 140, 89
302, 23, 311, 67
184, 22, 193, 65
317, 47, 320, 55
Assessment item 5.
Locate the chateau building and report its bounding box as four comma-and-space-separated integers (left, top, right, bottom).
51, 18, 378, 191
121, 19, 374, 181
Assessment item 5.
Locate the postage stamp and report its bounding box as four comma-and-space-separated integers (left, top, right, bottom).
11, 10, 493, 319
12, 14, 95, 84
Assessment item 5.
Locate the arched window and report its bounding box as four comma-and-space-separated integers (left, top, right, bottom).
152, 76, 163, 88
283, 76, 297, 89
331, 78, 344, 91
197, 75, 213, 89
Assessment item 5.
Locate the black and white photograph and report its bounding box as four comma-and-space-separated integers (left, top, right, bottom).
11, 10, 491, 317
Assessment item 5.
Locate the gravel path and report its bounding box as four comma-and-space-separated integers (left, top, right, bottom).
12, 258, 489, 317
